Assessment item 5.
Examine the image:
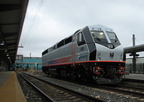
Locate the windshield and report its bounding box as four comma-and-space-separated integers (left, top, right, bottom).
107, 31, 120, 44
91, 30, 108, 43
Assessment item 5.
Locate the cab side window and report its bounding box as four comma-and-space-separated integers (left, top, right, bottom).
77, 32, 85, 46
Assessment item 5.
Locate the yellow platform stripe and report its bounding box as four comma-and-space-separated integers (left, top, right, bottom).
0, 71, 27, 102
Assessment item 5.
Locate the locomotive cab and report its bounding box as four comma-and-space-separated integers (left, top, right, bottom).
90, 29, 121, 49
85, 25, 125, 84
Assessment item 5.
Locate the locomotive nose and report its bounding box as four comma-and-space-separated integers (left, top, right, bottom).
96, 43, 123, 61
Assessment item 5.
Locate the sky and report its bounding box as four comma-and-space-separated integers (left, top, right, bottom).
18, 0, 144, 57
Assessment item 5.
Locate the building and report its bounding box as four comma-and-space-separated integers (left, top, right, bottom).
126, 57, 144, 73
15, 55, 42, 71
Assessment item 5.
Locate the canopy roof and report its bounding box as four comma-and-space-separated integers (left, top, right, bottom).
0, 0, 29, 64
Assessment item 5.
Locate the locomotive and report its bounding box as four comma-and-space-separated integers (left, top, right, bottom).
42, 25, 125, 84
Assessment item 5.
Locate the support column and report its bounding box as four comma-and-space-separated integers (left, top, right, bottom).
133, 52, 136, 73
132, 34, 136, 73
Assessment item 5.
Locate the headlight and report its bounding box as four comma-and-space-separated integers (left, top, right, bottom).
97, 57, 101, 61
97, 52, 101, 61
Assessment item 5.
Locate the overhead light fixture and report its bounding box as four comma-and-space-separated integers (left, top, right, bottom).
0, 41, 4, 45
8, 57, 12, 63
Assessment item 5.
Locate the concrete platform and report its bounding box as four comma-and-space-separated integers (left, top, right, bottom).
125, 74, 144, 80
0, 71, 26, 102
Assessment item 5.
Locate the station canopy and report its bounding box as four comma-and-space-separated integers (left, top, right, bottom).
0, 0, 29, 64
124, 44, 144, 53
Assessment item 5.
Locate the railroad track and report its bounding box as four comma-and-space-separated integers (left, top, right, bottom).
50, 76, 144, 100
17, 73, 48, 102
115, 83, 144, 92
23, 72, 144, 102
19, 73, 103, 102
96, 84, 144, 99
76, 81, 144, 101
123, 78, 144, 84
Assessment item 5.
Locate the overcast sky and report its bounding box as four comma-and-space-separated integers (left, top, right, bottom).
18, 0, 144, 57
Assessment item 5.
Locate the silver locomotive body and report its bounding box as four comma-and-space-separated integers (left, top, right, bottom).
42, 25, 125, 84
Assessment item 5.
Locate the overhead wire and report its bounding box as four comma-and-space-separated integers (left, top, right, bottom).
125, 34, 144, 47
22, 0, 45, 46
125, 38, 132, 46
135, 37, 143, 45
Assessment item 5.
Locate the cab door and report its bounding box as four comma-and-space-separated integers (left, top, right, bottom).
71, 32, 86, 65
71, 34, 77, 66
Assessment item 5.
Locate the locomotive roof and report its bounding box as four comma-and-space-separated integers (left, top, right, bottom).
42, 24, 114, 55
87, 25, 114, 32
